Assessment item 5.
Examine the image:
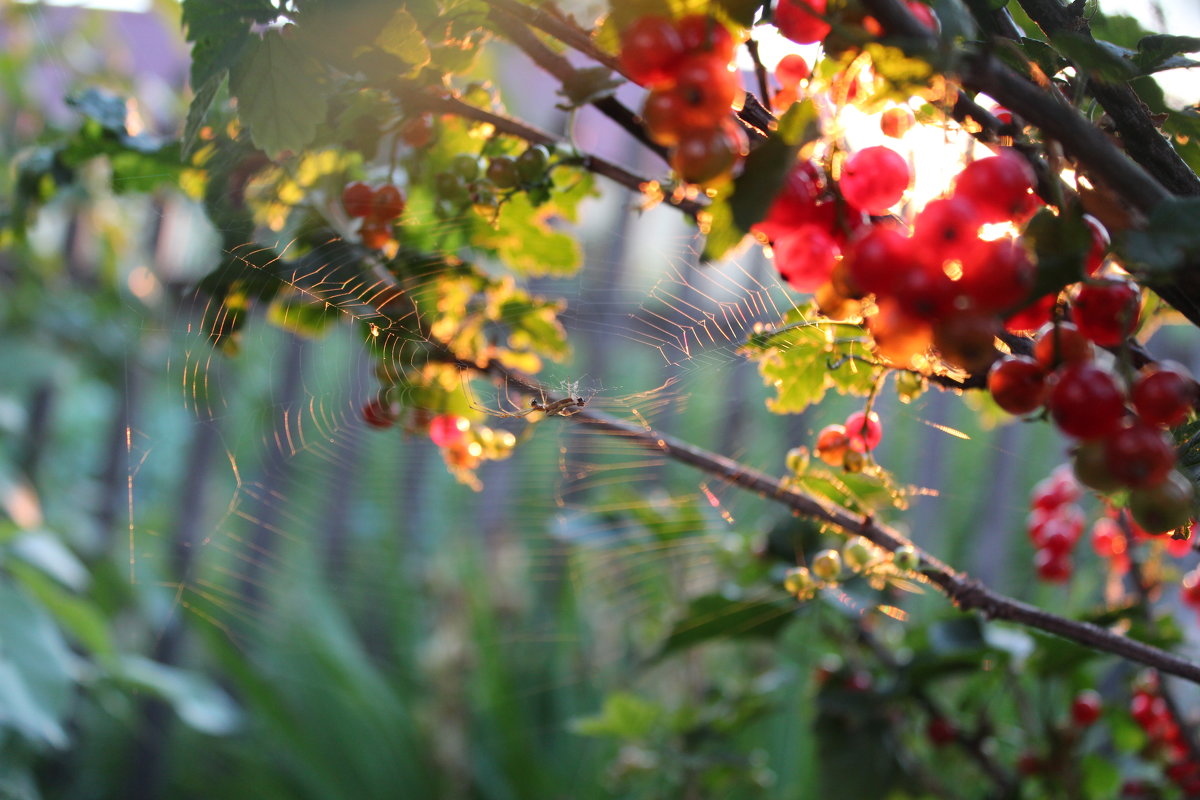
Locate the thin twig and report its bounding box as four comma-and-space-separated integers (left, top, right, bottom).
745, 38, 774, 110
486, 5, 668, 160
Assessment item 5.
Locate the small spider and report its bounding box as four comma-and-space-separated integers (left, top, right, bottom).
530, 396, 587, 417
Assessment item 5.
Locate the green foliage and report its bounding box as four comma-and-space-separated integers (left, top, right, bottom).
229, 31, 331, 158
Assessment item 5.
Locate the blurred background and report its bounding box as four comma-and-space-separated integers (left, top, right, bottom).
2, 1, 1200, 799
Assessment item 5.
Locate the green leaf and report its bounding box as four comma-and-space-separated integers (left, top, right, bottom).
1116, 197, 1200, 275
10, 532, 87, 591
570, 691, 663, 740
1082, 754, 1122, 797
6, 564, 114, 657
1051, 32, 1137, 81
183, 71, 224, 160
657, 592, 794, 658
470, 193, 582, 276
1022, 206, 1090, 298
713, 0, 765, 28
229, 31, 331, 157
557, 67, 624, 110
114, 656, 242, 735
374, 7, 432, 66
1133, 34, 1200, 74
181, 0, 275, 88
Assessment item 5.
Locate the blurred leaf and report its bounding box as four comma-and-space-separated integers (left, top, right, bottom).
1117, 197, 1200, 275
374, 8, 432, 66
1132, 34, 1200, 74
557, 67, 624, 110
570, 691, 663, 740
928, 617, 986, 653
183, 72, 223, 160
713, 0, 764, 28
1023, 206, 1090, 298
10, 532, 87, 591
1082, 754, 1122, 797
0, 582, 74, 748
114, 656, 241, 735
266, 293, 342, 338
657, 593, 794, 658
181, 0, 275, 87
6, 564, 114, 657
230, 31, 331, 157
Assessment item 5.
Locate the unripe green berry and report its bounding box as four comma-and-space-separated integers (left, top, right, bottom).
811, 549, 842, 581
786, 446, 810, 474
783, 566, 816, 597
516, 144, 550, 182
893, 544, 919, 572
486, 156, 520, 189
843, 536, 877, 571
843, 449, 866, 473
450, 153, 482, 181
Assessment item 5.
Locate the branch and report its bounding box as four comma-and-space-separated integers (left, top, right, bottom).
1013, 0, 1200, 198
486, 0, 626, 77
400, 90, 703, 218
486, 5, 669, 160
462, 356, 1200, 685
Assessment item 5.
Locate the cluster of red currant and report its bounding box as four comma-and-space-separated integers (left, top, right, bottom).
1089, 513, 1130, 575
1129, 673, 1200, 795
1026, 466, 1084, 583
813, 409, 882, 472
342, 181, 406, 249
775, 0, 937, 46
620, 14, 748, 185
992, 321, 1196, 533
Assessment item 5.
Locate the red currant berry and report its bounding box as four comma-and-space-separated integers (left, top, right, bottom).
1032, 466, 1082, 509
933, 313, 1001, 373
912, 196, 986, 267
1083, 215, 1110, 276
755, 159, 826, 242
372, 184, 406, 221
676, 15, 736, 62
642, 89, 686, 146
775, 0, 830, 44
361, 398, 394, 429
774, 224, 839, 291
839, 146, 911, 215
1004, 293, 1057, 333
843, 225, 913, 297
957, 237, 1035, 314
1071, 690, 1103, 727
892, 265, 957, 321
399, 113, 435, 149
815, 424, 851, 466
1104, 421, 1176, 489
1181, 569, 1200, 607
869, 300, 933, 367
671, 118, 748, 186
988, 356, 1047, 415
667, 53, 740, 130
429, 414, 467, 447
360, 218, 393, 250
342, 181, 375, 218
953, 151, 1035, 223
1072, 278, 1140, 347
619, 16, 686, 88
880, 107, 915, 138
844, 410, 882, 452
1048, 364, 1126, 440
1034, 547, 1072, 582
927, 717, 956, 746
774, 54, 809, 89
1033, 321, 1092, 371
1090, 516, 1125, 558
1132, 364, 1196, 428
